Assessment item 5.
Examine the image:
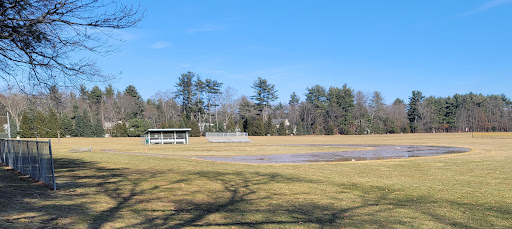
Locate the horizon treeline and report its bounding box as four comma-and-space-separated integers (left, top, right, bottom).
1, 71, 512, 138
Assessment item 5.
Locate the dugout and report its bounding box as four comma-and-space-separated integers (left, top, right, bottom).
143, 128, 191, 145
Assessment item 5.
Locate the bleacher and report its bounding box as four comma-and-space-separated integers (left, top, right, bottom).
206, 132, 251, 143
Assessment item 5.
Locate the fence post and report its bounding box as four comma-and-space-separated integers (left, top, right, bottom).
36, 141, 42, 181
7, 140, 12, 167
48, 139, 56, 190
1, 140, 5, 164
27, 141, 32, 177
18, 141, 22, 173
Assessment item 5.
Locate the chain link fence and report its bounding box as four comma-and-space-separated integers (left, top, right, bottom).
0, 139, 56, 190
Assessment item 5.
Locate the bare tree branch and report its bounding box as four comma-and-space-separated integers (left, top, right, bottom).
0, 0, 144, 92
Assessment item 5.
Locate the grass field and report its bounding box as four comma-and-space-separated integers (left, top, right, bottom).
1, 133, 512, 228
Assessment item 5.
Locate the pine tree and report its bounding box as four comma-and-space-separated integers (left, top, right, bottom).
277, 120, 287, 136
34, 110, 46, 137
124, 85, 145, 119
407, 91, 425, 133
82, 109, 93, 137
112, 122, 128, 137
60, 113, 74, 137
325, 123, 335, 135
226, 118, 236, 132
265, 117, 274, 135
295, 119, 305, 136
19, 112, 34, 138
179, 117, 187, 128
250, 77, 278, 114
127, 118, 150, 137
289, 92, 300, 106
93, 117, 105, 137
190, 119, 201, 137
45, 109, 60, 138
247, 116, 265, 136
73, 113, 84, 137
175, 72, 197, 121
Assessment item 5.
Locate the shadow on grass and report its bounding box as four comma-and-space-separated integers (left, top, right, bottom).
1, 157, 511, 228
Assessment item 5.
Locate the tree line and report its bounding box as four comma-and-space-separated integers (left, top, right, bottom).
1, 71, 512, 138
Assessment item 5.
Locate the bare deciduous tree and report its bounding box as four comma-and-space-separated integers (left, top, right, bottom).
0, 0, 143, 90
0, 87, 28, 132
219, 86, 238, 129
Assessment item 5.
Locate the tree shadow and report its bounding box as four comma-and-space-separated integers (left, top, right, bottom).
2, 158, 511, 228
123, 169, 512, 228
0, 157, 164, 228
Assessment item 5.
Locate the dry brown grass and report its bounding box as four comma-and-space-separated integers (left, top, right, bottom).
1, 133, 512, 228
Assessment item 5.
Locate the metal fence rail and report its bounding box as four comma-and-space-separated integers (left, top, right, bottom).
206, 132, 251, 143
0, 139, 56, 190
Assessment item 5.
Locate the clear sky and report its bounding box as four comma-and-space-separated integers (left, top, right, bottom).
97, 0, 512, 104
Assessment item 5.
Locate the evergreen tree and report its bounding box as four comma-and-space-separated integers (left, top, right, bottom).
265, 117, 274, 135
179, 117, 187, 128
190, 119, 201, 137
238, 96, 255, 118
250, 77, 278, 113
88, 86, 103, 106
295, 119, 305, 135
226, 118, 236, 132
19, 112, 34, 138
124, 85, 145, 119
73, 113, 84, 137
93, 117, 105, 137
407, 90, 425, 133
277, 120, 287, 136
79, 84, 89, 99
112, 122, 128, 137
127, 118, 150, 137
175, 72, 197, 121
45, 109, 60, 138
193, 76, 206, 125
239, 118, 248, 133
289, 92, 300, 106
205, 78, 223, 130
305, 85, 328, 134
60, 113, 74, 137
105, 84, 115, 97
49, 85, 64, 114
33, 110, 46, 137
247, 116, 265, 136
82, 109, 93, 137
305, 85, 328, 110
369, 91, 386, 134
325, 123, 335, 135
326, 84, 354, 135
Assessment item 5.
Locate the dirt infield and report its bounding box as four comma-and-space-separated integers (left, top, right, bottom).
197, 144, 470, 164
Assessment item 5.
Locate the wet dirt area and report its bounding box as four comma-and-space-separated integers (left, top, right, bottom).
197, 144, 470, 164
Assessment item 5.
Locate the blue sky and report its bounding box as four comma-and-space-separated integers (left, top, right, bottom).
97, 0, 512, 104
